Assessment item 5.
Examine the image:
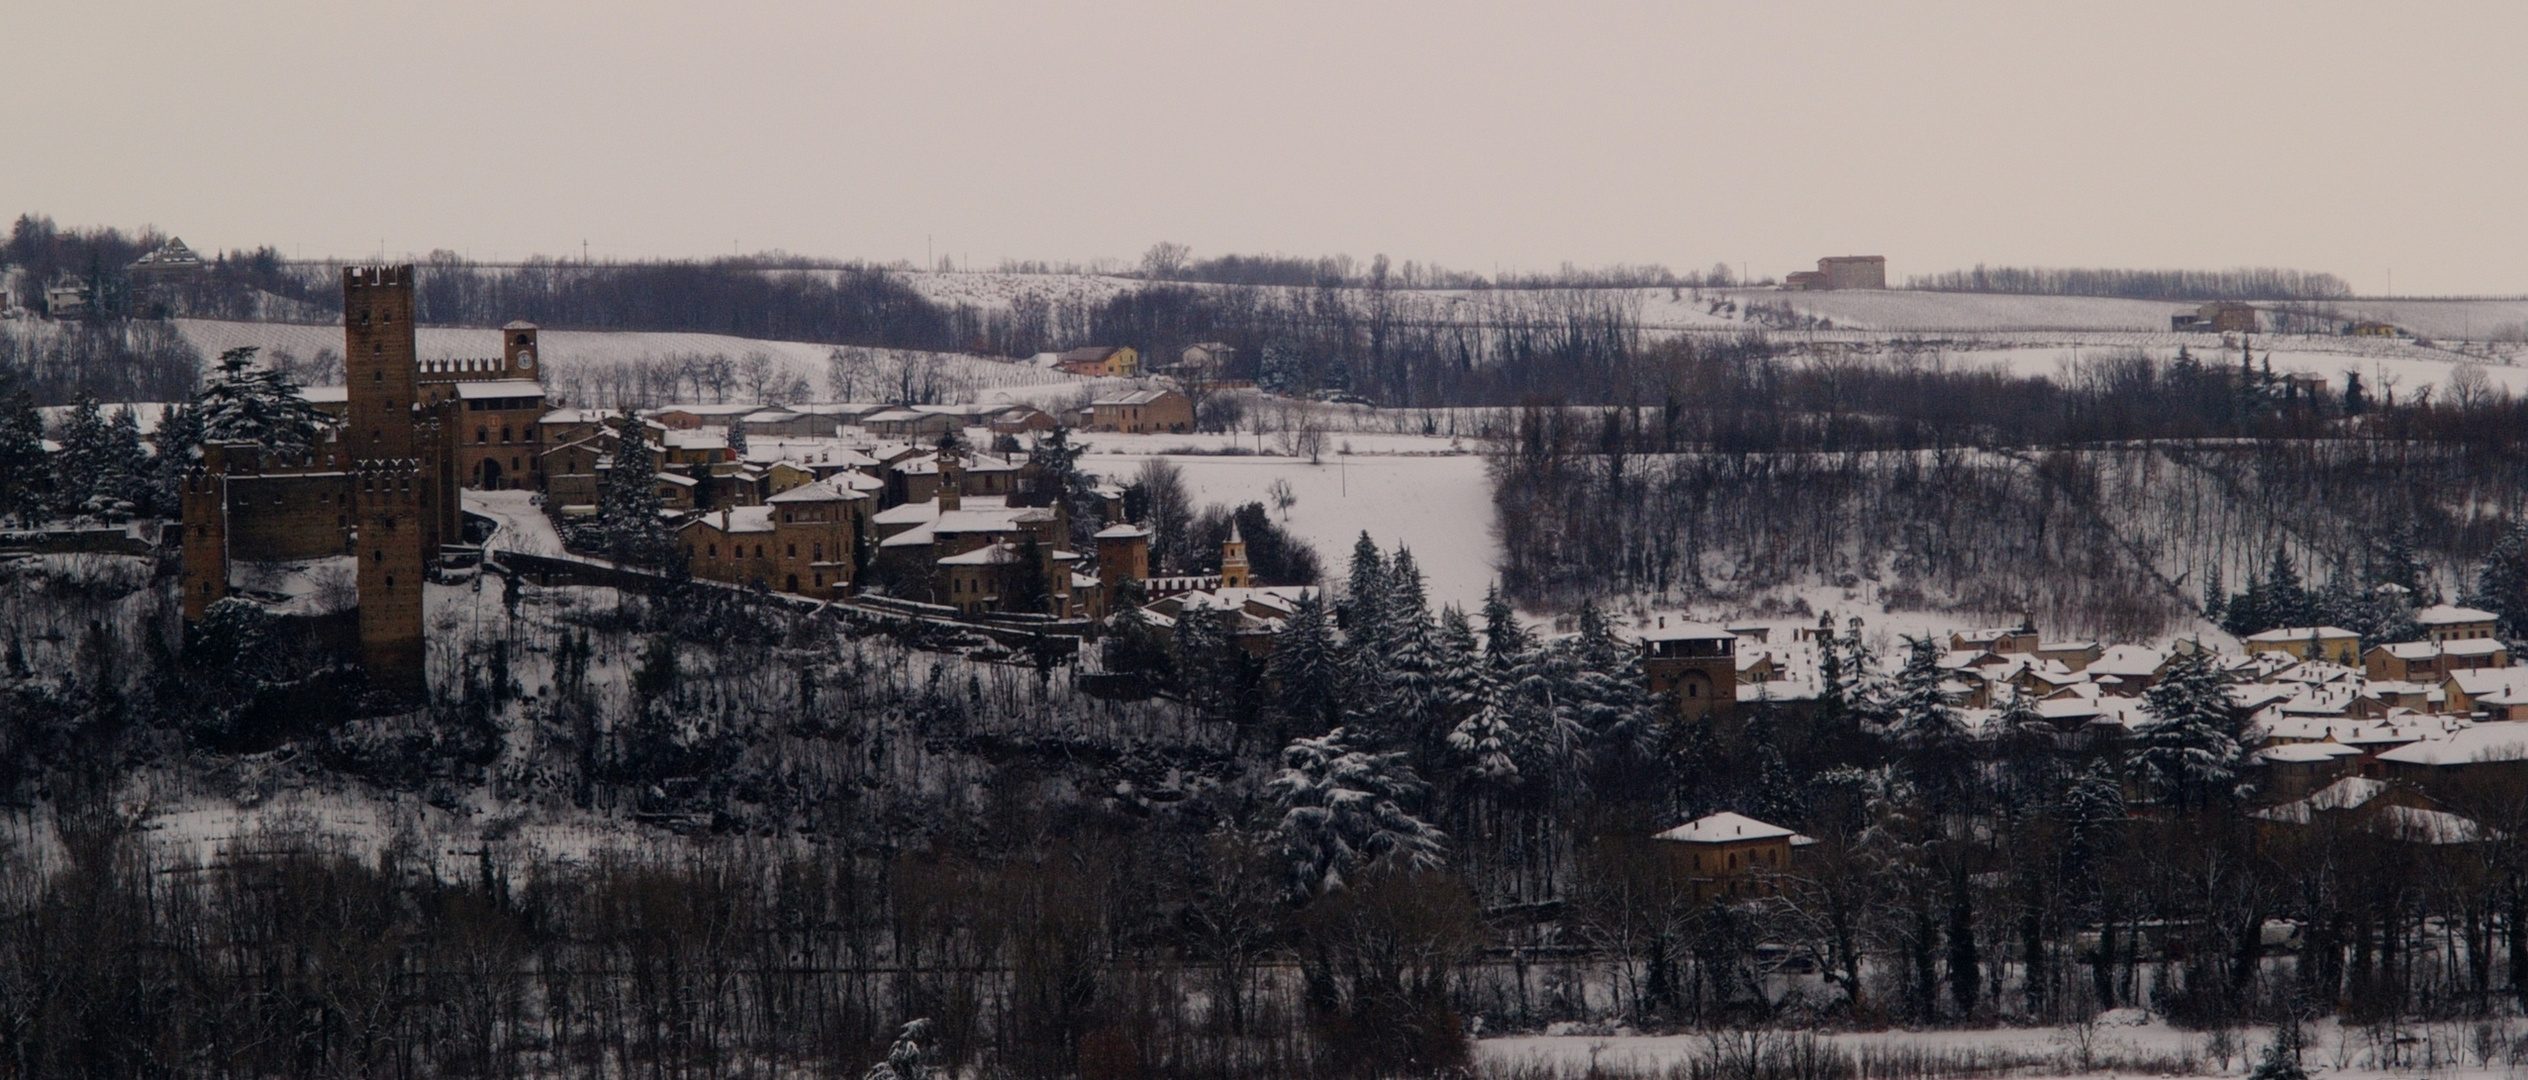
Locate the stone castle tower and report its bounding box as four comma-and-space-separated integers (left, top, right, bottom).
343, 266, 430, 696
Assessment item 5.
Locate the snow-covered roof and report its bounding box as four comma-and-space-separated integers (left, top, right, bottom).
2244, 625, 2358, 643
684, 506, 774, 534
2418, 604, 2499, 626
454, 379, 544, 400
2449, 669, 2528, 696
2445, 639, 2508, 657
938, 542, 1024, 566
663, 430, 728, 451
1090, 389, 1179, 407
765, 479, 868, 503
1094, 523, 1151, 539
1653, 812, 1794, 844
2088, 644, 2166, 678
2254, 742, 2364, 764
296, 386, 349, 404
650, 403, 761, 417
1637, 619, 1734, 643
2376, 722, 2528, 766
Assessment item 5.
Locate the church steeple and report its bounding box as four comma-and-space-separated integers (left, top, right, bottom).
936, 439, 963, 512
1220, 518, 1250, 589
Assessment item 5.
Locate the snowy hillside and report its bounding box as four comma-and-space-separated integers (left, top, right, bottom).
172, 319, 1096, 408
1077, 432, 1498, 612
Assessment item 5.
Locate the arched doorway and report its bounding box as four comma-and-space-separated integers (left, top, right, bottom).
785, 573, 799, 593
478, 458, 504, 489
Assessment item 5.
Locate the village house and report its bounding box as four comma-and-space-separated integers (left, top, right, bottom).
988, 406, 1058, 435
1950, 623, 2038, 654
678, 477, 871, 598
2244, 625, 2363, 666
2251, 776, 2484, 846
1782, 256, 1886, 291
1055, 345, 1140, 378
2444, 669, 2528, 720
2373, 722, 2528, 795
870, 445, 1080, 615
1084, 389, 1193, 434
2417, 604, 2501, 643
2172, 302, 2259, 333
2366, 638, 2511, 682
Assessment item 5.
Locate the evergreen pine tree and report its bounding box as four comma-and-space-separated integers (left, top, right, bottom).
1266, 726, 1446, 897
2246, 1022, 2306, 1080
1265, 592, 1341, 738
195, 346, 327, 460
1883, 636, 1962, 748
50, 395, 113, 518
148, 399, 202, 518
598, 408, 671, 565
101, 406, 149, 516
725, 418, 748, 460
0, 381, 48, 522
1381, 547, 1445, 749
2472, 517, 2528, 642
2129, 649, 2242, 810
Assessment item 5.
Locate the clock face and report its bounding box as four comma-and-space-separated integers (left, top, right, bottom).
515, 348, 535, 370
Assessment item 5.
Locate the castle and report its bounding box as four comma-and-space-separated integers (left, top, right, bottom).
182, 265, 541, 699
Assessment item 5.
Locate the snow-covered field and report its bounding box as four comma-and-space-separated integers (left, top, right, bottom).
1480, 1012, 2520, 1080
172, 319, 1094, 408
1077, 431, 1499, 613
1928, 338, 2528, 398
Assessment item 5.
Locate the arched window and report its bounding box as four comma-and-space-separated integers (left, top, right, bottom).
477, 427, 489, 444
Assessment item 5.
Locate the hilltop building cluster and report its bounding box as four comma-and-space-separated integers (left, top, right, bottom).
173, 265, 1254, 696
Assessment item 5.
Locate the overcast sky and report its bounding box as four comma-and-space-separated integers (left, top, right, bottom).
9, 2, 2526, 294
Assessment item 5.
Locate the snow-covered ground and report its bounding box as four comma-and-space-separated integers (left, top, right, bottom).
463, 488, 565, 558
1480, 1012, 2515, 1080
1077, 431, 1499, 613
173, 319, 1093, 409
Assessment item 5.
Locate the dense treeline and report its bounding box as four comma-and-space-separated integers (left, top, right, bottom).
1903, 264, 2354, 301
1488, 344, 2528, 633
400, 254, 956, 348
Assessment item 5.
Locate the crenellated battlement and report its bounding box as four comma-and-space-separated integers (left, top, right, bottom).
417, 357, 507, 376
342, 264, 413, 289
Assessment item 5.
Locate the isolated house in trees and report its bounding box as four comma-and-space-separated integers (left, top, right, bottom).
1652, 812, 1812, 902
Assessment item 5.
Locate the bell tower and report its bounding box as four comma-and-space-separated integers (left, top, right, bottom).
1220, 519, 1250, 589
501, 320, 539, 378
